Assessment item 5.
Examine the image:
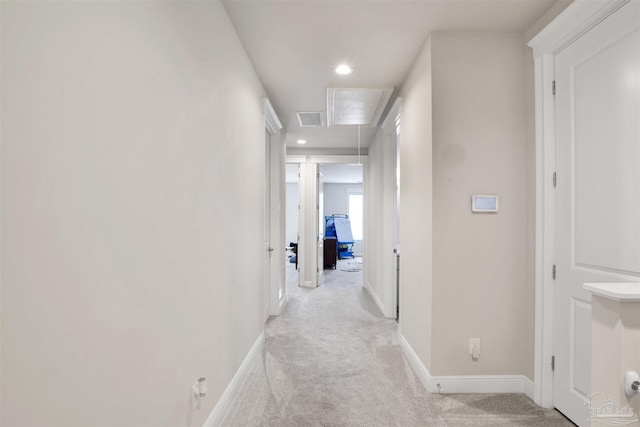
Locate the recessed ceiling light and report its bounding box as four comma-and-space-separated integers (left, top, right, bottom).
297, 139, 307, 144
335, 64, 352, 75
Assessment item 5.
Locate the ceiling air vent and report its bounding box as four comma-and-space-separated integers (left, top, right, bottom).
327, 87, 394, 127
296, 111, 325, 127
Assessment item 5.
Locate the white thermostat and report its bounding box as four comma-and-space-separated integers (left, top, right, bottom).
471, 195, 499, 213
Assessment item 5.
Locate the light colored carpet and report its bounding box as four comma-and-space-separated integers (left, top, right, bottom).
339, 258, 363, 272
220, 260, 574, 427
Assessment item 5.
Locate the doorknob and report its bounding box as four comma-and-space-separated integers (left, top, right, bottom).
268, 247, 274, 253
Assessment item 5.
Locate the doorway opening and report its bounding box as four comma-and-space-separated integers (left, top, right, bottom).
284, 160, 364, 290
284, 163, 300, 287
321, 163, 364, 284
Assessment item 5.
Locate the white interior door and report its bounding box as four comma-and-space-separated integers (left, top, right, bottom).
553, 2, 640, 425
298, 160, 320, 288
317, 166, 324, 285
380, 99, 402, 320
264, 130, 272, 322
394, 113, 401, 321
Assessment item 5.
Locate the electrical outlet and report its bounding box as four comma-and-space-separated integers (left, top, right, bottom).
469, 338, 481, 360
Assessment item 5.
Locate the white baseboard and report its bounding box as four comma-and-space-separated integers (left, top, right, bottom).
203, 332, 264, 427
399, 332, 534, 396
364, 281, 385, 316
271, 294, 289, 316
301, 280, 315, 289
426, 374, 534, 394
398, 332, 432, 391
523, 376, 534, 401
276, 294, 289, 316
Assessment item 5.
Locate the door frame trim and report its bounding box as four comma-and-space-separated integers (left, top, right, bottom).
264, 99, 286, 317
527, 0, 630, 409
286, 155, 368, 290
380, 98, 402, 319
264, 98, 282, 135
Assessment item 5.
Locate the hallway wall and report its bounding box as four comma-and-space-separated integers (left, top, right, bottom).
364, 131, 385, 309
1, 2, 267, 426
397, 33, 535, 380
398, 37, 435, 371
430, 33, 534, 378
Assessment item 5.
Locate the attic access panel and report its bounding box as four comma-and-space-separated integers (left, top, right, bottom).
327, 87, 394, 127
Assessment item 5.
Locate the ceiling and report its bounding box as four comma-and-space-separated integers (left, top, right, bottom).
223, 0, 558, 151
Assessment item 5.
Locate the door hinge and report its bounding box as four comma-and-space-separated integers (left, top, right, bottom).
551, 355, 555, 371
553, 172, 557, 188
552, 264, 557, 280
552, 81, 556, 95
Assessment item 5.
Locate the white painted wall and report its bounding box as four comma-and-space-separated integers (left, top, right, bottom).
1, 2, 268, 425
398, 36, 434, 371
397, 33, 535, 380
364, 130, 386, 310
324, 183, 358, 218
430, 33, 534, 378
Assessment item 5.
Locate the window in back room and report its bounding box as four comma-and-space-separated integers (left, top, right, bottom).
348, 192, 363, 241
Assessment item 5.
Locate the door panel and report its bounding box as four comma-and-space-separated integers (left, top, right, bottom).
553, 2, 640, 425
297, 161, 320, 288
571, 298, 591, 398
264, 130, 271, 322
317, 166, 324, 286
572, 27, 640, 276
298, 163, 304, 287
395, 118, 401, 321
